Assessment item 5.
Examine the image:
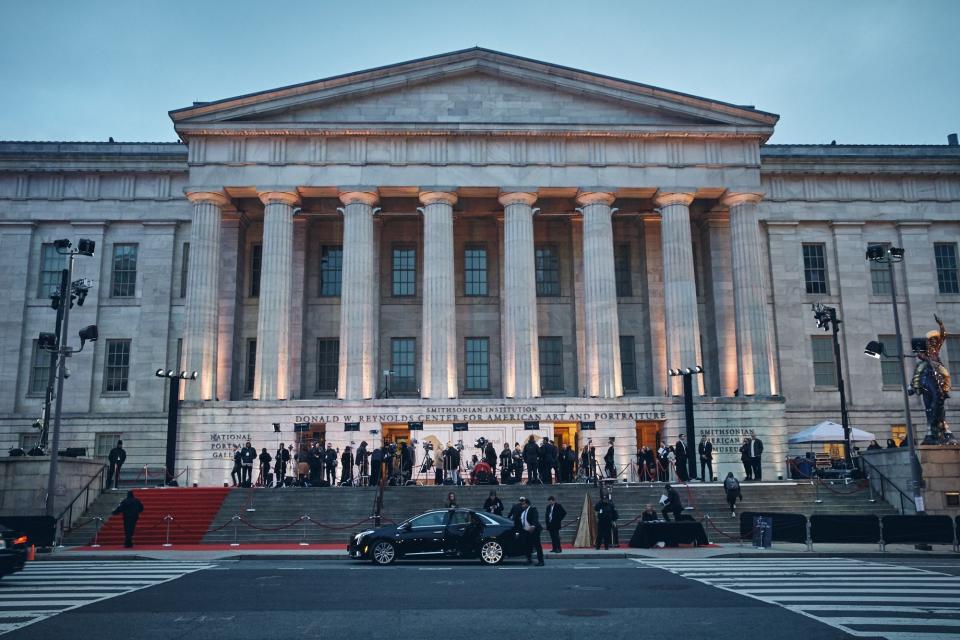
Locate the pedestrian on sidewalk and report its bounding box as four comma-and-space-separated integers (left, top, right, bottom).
230, 445, 241, 487
545, 496, 566, 553
739, 437, 753, 481
698, 436, 713, 482
748, 431, 764, 481
113, 490, 144, 548
723, 472, 742, 517
594, 493, 618, 550
107, 440, 126, 490
513, 497, 544, 566
661, 483, 683, 521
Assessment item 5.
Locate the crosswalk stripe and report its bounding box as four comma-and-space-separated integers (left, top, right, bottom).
636, 558, 960, 640
0, 560, 214, 636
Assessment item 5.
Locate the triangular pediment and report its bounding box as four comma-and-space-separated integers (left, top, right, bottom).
171, 48, 777, 135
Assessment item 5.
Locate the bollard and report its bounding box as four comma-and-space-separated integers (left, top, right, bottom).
27, 545, 36, 562
814, 477, 823, 504
143, 465, 149, 489
91, 516, 103, 548
878, 518, 886, 553
805, 519, 813, 552
300, 516, 310, 547
230, 515, 241, 547
163, 514, 173, 547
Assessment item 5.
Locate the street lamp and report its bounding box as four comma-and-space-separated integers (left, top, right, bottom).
155, 368, 198, 486
41, 238, 97, 517
864, 244, 925, 514
668, 366, 704, 481
811, 303, 852, 467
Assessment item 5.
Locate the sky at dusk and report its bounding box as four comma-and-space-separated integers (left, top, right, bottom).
1, 0, 957, 145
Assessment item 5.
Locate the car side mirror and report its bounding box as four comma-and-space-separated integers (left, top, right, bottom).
399, 523, 411, 532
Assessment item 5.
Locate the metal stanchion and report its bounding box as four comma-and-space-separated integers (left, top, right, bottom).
91, 516, 103, 548
143, 465, 150, 489
162, 514, 173, 547
805, 519, 813, 552
230, 515, 241, 547
246, 488, 256, 513
878, 518, 886, 553
299, 515, 310, 547
867, 478, 876, 503
814, 476, 823, 504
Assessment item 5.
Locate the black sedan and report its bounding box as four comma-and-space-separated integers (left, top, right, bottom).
348, 508, 528, 565
0, 525, 28, 579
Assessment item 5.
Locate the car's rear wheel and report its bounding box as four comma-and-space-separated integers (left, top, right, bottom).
371, 540, 397, 565
479, 540, 504, 565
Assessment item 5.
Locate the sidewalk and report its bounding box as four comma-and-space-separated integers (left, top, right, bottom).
34, 541, 959, 562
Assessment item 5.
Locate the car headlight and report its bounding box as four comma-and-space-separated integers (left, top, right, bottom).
354, 530, 374, 542
0, 540, 5, 550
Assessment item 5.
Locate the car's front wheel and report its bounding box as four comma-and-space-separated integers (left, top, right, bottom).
479, 540, 504, 565
371, 540, 397, 565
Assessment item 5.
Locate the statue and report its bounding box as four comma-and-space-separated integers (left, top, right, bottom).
910, 315, 954, 444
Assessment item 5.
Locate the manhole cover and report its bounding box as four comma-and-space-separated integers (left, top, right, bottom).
569, 585, 606, 591
558, 609, 610, 618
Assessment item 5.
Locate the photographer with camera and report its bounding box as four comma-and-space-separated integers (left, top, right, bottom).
499, 443, 513, 484
443, 442, 462, 485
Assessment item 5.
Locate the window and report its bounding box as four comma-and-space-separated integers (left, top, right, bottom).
244, 339, 257, 395
935, 243, 959, 294
878, 334, 901, 386
180, 242, 190, 298
803, 243, 828, 295
615, 244, 632, 297
38, 243, 65, 298
390, 338, 416, 392
810, 335, 836, 386
103, 339, 131, 393
409, 512, 446, 528
464, 246, 488, 296
464, 338, 490, 391
535, 245, 560, 297
18, 433, 36, 450
110, 244, 138, 297
94, 433, 122, 459
945, 335, 960, 381
28, 340, 51, 396
392, 247, 416, 297
538, 336, 564, 391
620, 335, 637, 392
250, 244, 263, 297
316, 338, 339, 392
319, 246, 343, 297
867, 243, 891, 296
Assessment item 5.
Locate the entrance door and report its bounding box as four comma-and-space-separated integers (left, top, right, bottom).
553, 422, 578, 449
382, 423, 410, 445
635, 421, 662, 450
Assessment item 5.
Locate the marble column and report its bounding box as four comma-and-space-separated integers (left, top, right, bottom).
183, 191, 230, 401
337, 190, 380, 400
723, 192, 773, 396
419, 190, 458, 399
576, 190, 622, 398
499, 191, 540, 398
254, 190, 299, 400
654, 191, 703, 395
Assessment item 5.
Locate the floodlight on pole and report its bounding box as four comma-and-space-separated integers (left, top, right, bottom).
156, 367, 198, 486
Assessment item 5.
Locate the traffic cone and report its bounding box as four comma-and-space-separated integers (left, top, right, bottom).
26, 545, 36, 561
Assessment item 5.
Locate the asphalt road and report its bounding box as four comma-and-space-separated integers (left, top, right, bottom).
6, 557, 958, 640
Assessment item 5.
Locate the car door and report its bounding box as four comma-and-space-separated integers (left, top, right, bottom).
444, 509, 484, 556
398, 511, 448, 557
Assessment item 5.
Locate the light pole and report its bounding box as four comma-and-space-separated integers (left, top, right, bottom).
864, 245, 925, 514
41, 238, 97, 517
155, 368, 197, 486
812, 303, 852, 467
668, 366, 703, 481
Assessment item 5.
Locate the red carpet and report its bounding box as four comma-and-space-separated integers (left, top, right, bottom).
92, 488, 230, 546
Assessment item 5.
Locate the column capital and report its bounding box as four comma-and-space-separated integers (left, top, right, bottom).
721, 191, 763, 207
185, 190, 231, 208
258, 189, 301, 207
498, 191, 538, 207
575, 190, 616, 207
418, 190, 458, 207
653, 191, 695, 208
338, 189, 379, 207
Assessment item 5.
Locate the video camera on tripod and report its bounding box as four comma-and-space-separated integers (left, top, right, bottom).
474, 436, 488, 450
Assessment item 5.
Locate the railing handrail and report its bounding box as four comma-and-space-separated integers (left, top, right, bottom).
56, 463, 107, 522
860, 454, 913, 513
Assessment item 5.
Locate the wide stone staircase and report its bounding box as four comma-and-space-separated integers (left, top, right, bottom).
63, 481, 894, 547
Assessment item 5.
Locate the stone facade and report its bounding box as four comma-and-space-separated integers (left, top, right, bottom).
0, 49, 958, 487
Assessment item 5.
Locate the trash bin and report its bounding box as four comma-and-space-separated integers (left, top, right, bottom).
753, 515, 773, 549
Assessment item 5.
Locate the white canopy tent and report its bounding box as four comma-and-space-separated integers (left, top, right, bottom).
788, 420, 877, 444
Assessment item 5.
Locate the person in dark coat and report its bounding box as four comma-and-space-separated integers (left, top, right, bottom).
258, 448, 272, 486
545, 496, 567, 553
674, 434, 690, 481
540, 437, 557, 484
230, 445, 242, 487
747, 431, 764, 481
698, 437, 714, 482
559, 444, 575, 483
499, 444, 513, 484
113, 490, 144, 548
594, 494, 618, 550
483, 490, 504, 516
306, 443, 322, 485
369, 446, 383, 486
523, 436, 540, 484
604, 442, 616, 480
400, 442, 414, 483
484, 441, 498, 475
512, 497, 544, 565
739, 438, 753, 481
274, 442, 291, 488
107, 440, 126, 490
340, 446, 354, 486
512, 444, 524, 483
239, 441, 257, 487
641, 504, 658, 522
355, 441, 369, 484
323, 444, 338, 485
723, 472, 742, 516
657, 444, 670, 482
661, 483, 683, 521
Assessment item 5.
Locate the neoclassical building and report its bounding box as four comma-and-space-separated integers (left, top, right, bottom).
1, 49, 958, 485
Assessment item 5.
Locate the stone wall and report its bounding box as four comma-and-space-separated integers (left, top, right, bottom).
861, 446, 960, 515
0, 457, 106, 523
